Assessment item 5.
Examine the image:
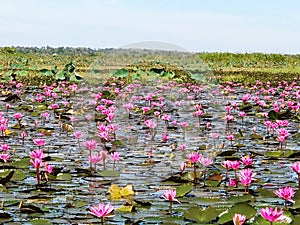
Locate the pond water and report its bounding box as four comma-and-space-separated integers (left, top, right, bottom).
0, 78, 299, 224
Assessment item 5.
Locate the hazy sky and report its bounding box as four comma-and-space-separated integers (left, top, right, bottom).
1, 0, 300, 53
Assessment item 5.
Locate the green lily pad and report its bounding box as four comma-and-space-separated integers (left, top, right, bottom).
218, 202, 256, 224
228, 194, 254, 203
176, 183, 193, 197
30, 218, 52, 225
115, 205, 134, 212
183, 206, 219, 223
56, 173, 72, 181
250, 133, 263, 139
12, 170, 26, 181
265, 151, 283, 158
99, 170, 120, 177
11, 158, 30, 168
35, 104, 47, 111
73, 200, 85, 208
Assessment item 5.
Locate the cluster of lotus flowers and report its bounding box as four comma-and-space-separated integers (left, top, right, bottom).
1, 75, 299, 224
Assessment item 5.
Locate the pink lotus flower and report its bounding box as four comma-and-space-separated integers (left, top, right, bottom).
44, 162, 53, 174
13, 112, 22, 120
221, 160, 231, 178
144, 119, 157, 129
240, 156, 253, 166
239, 168, 256, 193
0, 143, 9, 152
180, 162, 186, 173
30, 158, 43, 169
229, 178, 237, 187
161, 114, 171, 121
163, 189, 180, 203
232, 213, 246, 225
226, 134, 234, 142
0, 153, 10, 163
178, 144, 186, 151
89, 203, 114, 222
83, 140, 97, 151
260, 207, 285, 224
142, 106, 151, 114
163, 189, 180, 216
238, 111, 246, 118
229, 160, 240, 170
210, 133, 218, 139
290, 161, 300, 174
199, 157, 213, 167
161, 134, 168, 142
179, 122, 188, 128
274, 186, 295, 205
33, 138, 45, 147
73, 131, 83, 139
110, 152, 120, 161
88, 154, 101, 164
276, 128, 289, 137
241, 93, 250, 103
29, 149, 45, 159
186, 152, 201, 163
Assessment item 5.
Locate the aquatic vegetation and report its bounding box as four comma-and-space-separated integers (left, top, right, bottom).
0, 50, 299, 224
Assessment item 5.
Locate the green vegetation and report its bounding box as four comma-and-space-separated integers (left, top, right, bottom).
0, 47, 299, 85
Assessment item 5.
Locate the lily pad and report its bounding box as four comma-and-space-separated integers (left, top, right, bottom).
56, 173, 72, 181
11, 158, 30, 168
115, 205, 135, 212
30, 218, 52, 225
265, 151, 283, 158
99, 170, 120, 177
183, 206, 219, 223
176, 183, 193, 197
12, 170, 26, 181
218, 202, 256, 224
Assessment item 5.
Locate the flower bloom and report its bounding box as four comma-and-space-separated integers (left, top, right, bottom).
238, 111, 246, 117
186, 152, 201, 163
162, 190, 180, 203
290, 161, 300, 174
0, 153, 10, 163
0, 144, 9, 152
13, 112, 22, 120
240, 156, 253, 166
110, 152, 120, 161
229, 160, 240, 170
226, 134, 234, 141
44, 162, 53, 173
29, 149, 45, 159
89, 203, 114, 218
239, 168, 256, 186
83, 140, 97, 151
210, 133, 218, 139
232, 213, 246, 225
276, 128, 289, 138
178, 144, 186, 151
161, 134, 168, 142
179, 122, 188, 128
161, 114, 171, 121
260, 207, 285, 223
30, 158, 43, 169
229, 178, 237, 187
88, 154, 101, 164
274, 186, 295, 204
199, 157, 213, 167
144, 119, 157, 129
73, 131, 83, 139
33, 138, 45, 147
180, 162, 186, 172
221, 160, 231, 169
